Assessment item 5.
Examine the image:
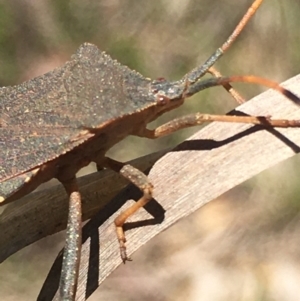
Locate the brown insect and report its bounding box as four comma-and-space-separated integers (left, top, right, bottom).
1, 0, 299, 300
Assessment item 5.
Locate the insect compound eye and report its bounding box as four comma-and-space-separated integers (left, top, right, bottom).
156, 94, 169, 106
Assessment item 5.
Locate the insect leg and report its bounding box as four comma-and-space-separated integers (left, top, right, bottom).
59, 178, 82, 301
208, 67, 246, 104
141, 113, 300, 139
145, 76, 300, 139
102, 157, 153, 263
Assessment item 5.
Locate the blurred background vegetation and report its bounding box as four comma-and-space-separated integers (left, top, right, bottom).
1, 0, 300, 300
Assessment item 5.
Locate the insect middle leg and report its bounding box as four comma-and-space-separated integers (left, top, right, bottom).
100, 157, 153, 262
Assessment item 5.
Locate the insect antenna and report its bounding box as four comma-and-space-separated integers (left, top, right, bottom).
182, 0, 263, 85
185, 75, 300, 106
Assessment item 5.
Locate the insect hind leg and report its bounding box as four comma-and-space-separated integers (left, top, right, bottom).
58, 178, 82, 301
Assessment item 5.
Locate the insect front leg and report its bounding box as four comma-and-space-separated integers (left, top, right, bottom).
101, 157, 153, 263
140, 113, 300, 140
207, 67, 245, 104
58, 178, 82, 301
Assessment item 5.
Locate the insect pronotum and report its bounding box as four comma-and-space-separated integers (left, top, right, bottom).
1, 0, 299, 300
